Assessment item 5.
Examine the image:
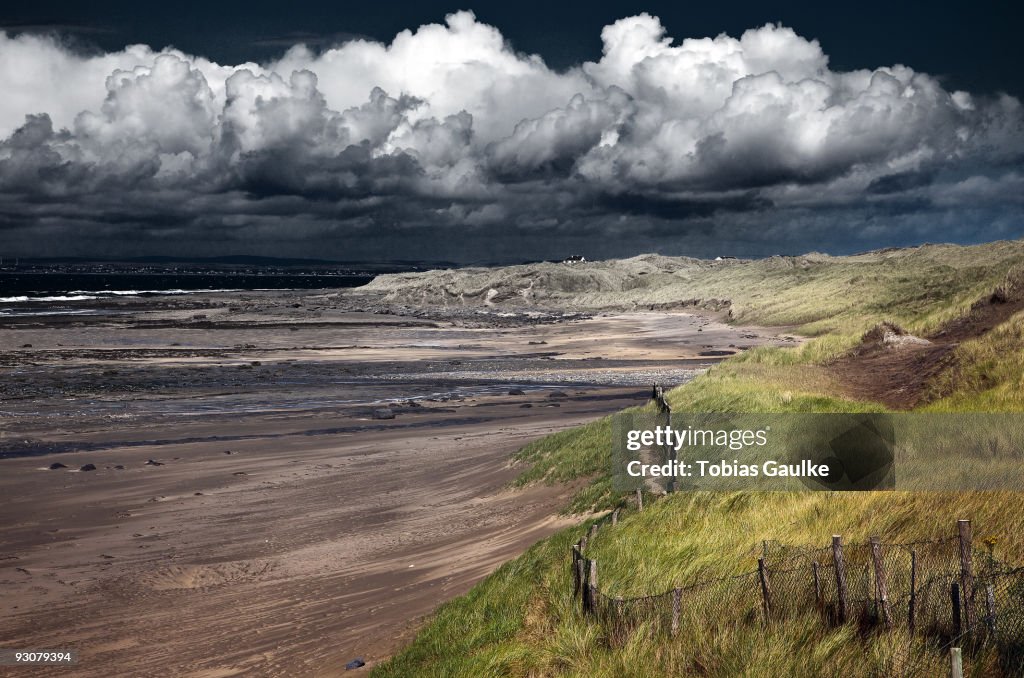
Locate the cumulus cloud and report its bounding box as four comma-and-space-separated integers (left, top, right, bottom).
0, 11, 1022, 260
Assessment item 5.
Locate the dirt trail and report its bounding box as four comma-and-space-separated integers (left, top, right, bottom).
829, 286, 1024, 409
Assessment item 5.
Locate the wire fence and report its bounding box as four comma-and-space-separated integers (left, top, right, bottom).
571, 497, 1024, 677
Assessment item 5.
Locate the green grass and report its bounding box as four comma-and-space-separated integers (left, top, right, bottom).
375, 491, 1023, 677
373, 240, 1024, 677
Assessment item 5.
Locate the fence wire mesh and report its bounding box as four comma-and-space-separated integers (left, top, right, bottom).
572, 508, 1024, 677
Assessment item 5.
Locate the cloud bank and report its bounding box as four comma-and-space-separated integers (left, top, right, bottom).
1, 11, 1022, 260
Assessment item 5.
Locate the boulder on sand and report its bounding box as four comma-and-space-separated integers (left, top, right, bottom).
79, 463, 97, 472
49, 462, 67, 470
373, 408, 396, 420
508, 388, 526, 396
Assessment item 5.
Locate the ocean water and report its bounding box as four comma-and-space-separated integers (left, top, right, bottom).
0, 272, 374, 303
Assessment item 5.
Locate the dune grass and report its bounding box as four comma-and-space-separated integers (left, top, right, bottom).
375, 490, 1023, 677
373, 240, 1024, 677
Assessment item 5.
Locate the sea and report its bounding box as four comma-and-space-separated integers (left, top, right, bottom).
0, 268, 380, 316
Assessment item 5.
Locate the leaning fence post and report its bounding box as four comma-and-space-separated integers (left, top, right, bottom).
812, 561, 823, 608
949, 647, 963, 678
832, 535, 850, 623
958, 520, 976, 631
951, 581, 962, 637
758, 557, 773, 622
636, 488, 643, 511
589, 523, 599, 540
612, 508, 619, 527
671, 587, 681, 637
870, 536, 893, 629
587, 559, 599, 617
985, 584, 997, 640
909, 549, 918, 633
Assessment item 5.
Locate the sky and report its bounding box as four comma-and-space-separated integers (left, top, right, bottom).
0, 2, 1022, 263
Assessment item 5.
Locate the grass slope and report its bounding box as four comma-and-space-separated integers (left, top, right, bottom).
373, 240, 1024, 677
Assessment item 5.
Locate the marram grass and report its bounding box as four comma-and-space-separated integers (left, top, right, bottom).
374, 241, 1024, 677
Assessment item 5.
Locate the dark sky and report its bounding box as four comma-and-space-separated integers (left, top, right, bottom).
4, 1, 1020, 97
0, 2, 1022, 263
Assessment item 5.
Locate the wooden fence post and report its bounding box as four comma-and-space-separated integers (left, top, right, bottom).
832, 535, 850, 623
812, 561, 823, 608
664, 399, 674, 493
581, 561, 589, 614
671, 587, 681, 637
572, 545, 581, 596
870, 536, 893, 629
588, 559, 599, 617
951, 581, 962, 637
985, 584, 997, 640
612, 509, 619, 527
949, 647, 964, 678
636, 488, 643, 511
958, 520, 976, 631
589, 523, 599, 540
909, 549, 918, 633
758, 557, 773, 622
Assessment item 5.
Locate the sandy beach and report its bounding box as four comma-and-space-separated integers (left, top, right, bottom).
0, 290, 796, 676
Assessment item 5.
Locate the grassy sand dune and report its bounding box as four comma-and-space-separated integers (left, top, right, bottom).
372, 239, 1024, 677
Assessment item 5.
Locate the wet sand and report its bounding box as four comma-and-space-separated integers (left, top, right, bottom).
0, 291, 796, 676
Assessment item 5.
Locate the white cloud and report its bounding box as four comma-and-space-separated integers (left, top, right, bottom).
0, 10, 1021, 257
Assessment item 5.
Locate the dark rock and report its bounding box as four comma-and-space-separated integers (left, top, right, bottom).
79, 463, 97, 472
373, 408, 396, 420
233, 471, 247, 476
145, 459, 165, 466
49, 462, 67, 470
507, 388, 526, 396
345, 658, 365, 670
547, 391, 569, 399
519, 403, 533, 408
21, 343, 32, 348
223, 450, 234, 455
114, 465, 125, 470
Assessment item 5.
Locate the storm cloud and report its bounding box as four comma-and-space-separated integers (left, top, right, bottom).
1, 11, 1022, 260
